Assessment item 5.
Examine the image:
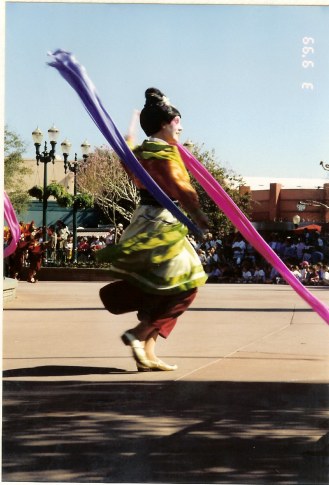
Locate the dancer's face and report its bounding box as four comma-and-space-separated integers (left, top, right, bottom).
160, 116, 183, 144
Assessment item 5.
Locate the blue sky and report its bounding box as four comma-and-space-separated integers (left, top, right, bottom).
4, 2, 329, 178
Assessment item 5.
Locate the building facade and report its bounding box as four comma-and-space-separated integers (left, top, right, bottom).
21, 159, 329, 231
240, 177, 329, 232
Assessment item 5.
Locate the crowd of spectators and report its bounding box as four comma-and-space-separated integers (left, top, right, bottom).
4, 220, 123, 282
187, 228, 329, 286
4, 219, 329, 286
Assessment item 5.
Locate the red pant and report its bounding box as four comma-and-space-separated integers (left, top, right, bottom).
27, 253, 43, 281
99, 280, 197, 338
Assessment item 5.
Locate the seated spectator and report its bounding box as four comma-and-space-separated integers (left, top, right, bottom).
283, 238, 297, 262
268, 234, 281, 254
309, 264, 320, 285
197, 248, 207, 269
253, 265, 266, 283
207, 247, 220, 265
89, 236, 105, 259
269, 266, 282, 284
187, 234, 197, 248
245, 243, 256, 264
217, 263, 235, 282
241, 264, 253, 283
290, 265, 302, 281
300, 261, 310, 284
199, 232, 215, 251
77, 237, 90, 261
207, 263, 222, 283
320, 265, 329, 285
99, 236, 106, 249
213, 234, 223, 249
232, 233, 246, 265
105, 229, 115, 246
90, 236, 101, 252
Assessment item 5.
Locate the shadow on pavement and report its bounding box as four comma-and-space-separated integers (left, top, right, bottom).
2, 379, 328, 484
3, 365, 128, 377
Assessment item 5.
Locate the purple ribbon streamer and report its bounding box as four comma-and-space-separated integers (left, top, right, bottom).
47, 49, 201, 236
177, 143, 329, 325
47, 49, 329, 324
4, 192, 21, 258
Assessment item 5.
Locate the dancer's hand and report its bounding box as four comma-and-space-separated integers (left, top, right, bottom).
125, 109, 140, 145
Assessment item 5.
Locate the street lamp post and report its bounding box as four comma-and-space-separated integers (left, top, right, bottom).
32, 125, 60, 245
61, 138, 90, 263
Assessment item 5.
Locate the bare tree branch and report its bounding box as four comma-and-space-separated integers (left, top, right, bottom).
77, 146, 140, 226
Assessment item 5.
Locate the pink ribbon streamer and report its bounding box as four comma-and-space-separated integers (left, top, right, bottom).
177, 144, 329, 325
4, 192, 21, 258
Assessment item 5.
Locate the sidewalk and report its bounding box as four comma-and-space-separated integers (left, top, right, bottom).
2, 282, 329, 483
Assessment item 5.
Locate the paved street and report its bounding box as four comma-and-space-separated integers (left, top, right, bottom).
2, 281, 329, 484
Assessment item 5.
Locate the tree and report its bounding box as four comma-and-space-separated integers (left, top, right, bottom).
4, 126, 32, 215
73, 142, 251, 235
77, 146, 140, 226
189, 143, 251, 235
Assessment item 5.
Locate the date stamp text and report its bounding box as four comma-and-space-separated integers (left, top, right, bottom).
301, 36, 315, 91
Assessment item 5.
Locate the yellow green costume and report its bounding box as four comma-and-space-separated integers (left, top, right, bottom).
96, 140, 207, 295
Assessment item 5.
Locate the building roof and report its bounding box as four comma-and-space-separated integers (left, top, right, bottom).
242, 177, 329, 190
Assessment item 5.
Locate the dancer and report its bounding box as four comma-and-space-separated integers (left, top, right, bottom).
97, 88, 208, 371
27, 229, 48, 283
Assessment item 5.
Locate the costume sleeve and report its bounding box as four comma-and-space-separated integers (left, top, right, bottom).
150, 153, 200, 214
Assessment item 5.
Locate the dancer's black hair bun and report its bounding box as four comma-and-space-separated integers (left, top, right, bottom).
140, 87, 181, 136
144, 88, 166, 106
